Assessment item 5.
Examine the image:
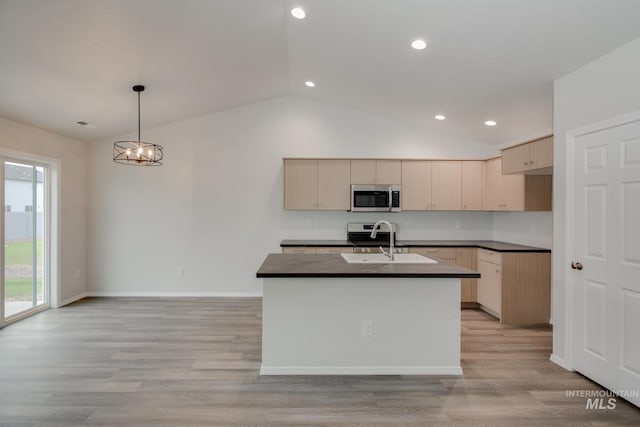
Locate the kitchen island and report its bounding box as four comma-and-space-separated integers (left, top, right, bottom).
256, 253, 480, 376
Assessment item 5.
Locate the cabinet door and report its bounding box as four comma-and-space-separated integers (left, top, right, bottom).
401, 161, 431, 210
456, 248, 477, 302
529, 137, 553, 170
317, 160, 350, 210
477, 259, 501, 316
376, 160, 402, 184
284, 159, 317, 209
461, 161, 483, 210
482, 158, 502, 211
501, 172, 525, 211
501, 144, 530, 174
431, 161, 462, 210
350, 160, 376, 184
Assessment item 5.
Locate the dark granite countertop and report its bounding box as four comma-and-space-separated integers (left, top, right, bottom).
280, 239, 550, 253
256, 254, 481, 278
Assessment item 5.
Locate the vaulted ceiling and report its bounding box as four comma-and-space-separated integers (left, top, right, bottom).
1, 0, 640, 144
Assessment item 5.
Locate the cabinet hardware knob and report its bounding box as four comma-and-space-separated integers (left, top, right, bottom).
571, 261, 583, 270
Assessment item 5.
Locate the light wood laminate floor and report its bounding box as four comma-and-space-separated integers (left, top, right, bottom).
0, 297, 638, 426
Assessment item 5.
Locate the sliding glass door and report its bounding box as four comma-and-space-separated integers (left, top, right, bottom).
2, 160, 47, 320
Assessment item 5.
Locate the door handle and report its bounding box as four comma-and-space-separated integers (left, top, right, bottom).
571, 261, 583, 270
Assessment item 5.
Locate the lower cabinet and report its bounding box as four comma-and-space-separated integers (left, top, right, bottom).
477, 250, 502, 316
409, 247, 476, 304
282, 247, 353, 254
476, 248, 551, 325
456, 248, 477, 303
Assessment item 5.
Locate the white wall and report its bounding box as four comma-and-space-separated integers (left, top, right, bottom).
88, 95, 504, 295
0, 116, 88, 304
552, 36, 640, 366
492, 212, 552, 249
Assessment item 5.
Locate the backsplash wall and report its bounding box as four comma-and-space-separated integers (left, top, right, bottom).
281, 210, 494, 241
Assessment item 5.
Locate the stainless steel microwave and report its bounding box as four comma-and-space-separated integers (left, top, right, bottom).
350, 184, 401, 212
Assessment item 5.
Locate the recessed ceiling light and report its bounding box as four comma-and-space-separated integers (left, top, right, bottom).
411, 39, 427, 50
434, 115, 446, 121
305, 81, 315, 88
291, 7, 306, 19
484, 120, 497, 126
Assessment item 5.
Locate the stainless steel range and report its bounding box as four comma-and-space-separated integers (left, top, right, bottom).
346, 223, 408, 254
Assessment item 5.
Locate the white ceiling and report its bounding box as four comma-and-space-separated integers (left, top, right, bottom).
1, 0, 640, 145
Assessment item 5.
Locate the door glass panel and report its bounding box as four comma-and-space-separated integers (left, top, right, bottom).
3, 161, 45, 319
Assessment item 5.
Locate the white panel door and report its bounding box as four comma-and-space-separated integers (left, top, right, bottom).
572, 119, 640, 407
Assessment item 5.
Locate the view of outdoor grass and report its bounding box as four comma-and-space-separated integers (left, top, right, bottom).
5, 240, 44, 301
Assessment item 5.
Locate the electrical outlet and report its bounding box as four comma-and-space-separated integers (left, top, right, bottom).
529, 224, 536, 234
454, 221, 461, 230
362, 320, 374, 336
177, 267, 185, 277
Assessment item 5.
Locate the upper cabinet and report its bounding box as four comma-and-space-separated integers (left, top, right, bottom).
284, 159, 350, 210
351, 160, 401, 184
283, 156, 550, 211
502, 136, 553, 175
483, 157, 552, 211
284, 159, 318, 210
401, 160, 432, 210
432, 161, 462, 210
483, 157, 524, 211
317, 160, 351, 210
461, 161, 483, 210
401, 160, 462, 210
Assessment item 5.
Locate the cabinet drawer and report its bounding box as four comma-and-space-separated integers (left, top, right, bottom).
282, 247, 317, 254
478, 249, 502, 265
410, 247, 457, 260
316, 247, 353, 254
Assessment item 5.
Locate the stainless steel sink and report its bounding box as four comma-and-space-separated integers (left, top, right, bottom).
341, 253, 437, 264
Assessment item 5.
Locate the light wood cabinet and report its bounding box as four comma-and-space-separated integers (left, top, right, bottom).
401, 160, 432, 210
350, 159, 401, 184
476, 248, 551, 326
431, 161, 462, 210
284, 159, 350, 210
401, 160, 463, 211
317, 160, 350, 210
282, 247, 353, 254
461, 161, 483, 210
483, 157, 525, 211
285, 157, 550, 212
411, 247, 477, 305
284, 159, 318, 209
502, 136, 553, 174
456, 248, 477, 303
282, 247, 318, 254
477, 249, 502, 316
409, 247, 457, 260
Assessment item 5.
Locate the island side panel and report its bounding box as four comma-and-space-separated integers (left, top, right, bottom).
261, 277, 461, 375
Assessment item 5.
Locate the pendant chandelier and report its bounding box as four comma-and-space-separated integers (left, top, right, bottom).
113, 85, 164, 166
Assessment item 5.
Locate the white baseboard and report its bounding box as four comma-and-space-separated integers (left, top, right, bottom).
550, 354, 573, 371
260, 365, 463, 376
86, 291, 262, 298
58, 292, 88, 307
